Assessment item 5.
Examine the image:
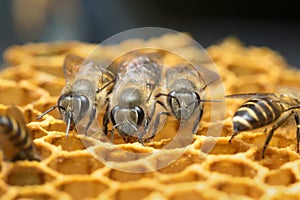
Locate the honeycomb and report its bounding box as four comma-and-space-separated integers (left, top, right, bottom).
1, 34, 300, 200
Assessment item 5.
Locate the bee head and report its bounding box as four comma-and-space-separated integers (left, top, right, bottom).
37, 92, 90, 137
167, 90, 200, 121
111, 105, 145, 137
111, 87, 146, 137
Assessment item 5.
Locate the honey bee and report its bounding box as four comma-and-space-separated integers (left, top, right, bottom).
37, 55, 116, 137
157, 63, 215, 134
0, 105, 40, 161
156, 59, 219, 134
103, 50, 168, 143
227, 92, 300, 158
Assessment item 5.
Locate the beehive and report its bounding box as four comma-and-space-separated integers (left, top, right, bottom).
1, 34, 300, 200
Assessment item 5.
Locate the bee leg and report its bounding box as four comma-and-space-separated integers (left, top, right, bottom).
103, 103, 110, 135
66, 112, 72, 138
111, 131, 114, 142
111, 125, 117, 142
25, 144, 41, 161
294, 112, 300, 153
192, 107, 203, 134
138, 136, 144, 145
262, 110, 294, 159
84, 105, 96, 136
229, 133, 238, 143
147, 111, 170, 141
139, 118, 150, 143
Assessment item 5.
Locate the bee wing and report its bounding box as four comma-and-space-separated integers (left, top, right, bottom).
165, 67, 182, 88
117, 50, 163, 74
63, 54, 84, 83
6, 105, 27, 126
165, 64, 206, 90
226, 93, 277, 99
195, 64, 221, 88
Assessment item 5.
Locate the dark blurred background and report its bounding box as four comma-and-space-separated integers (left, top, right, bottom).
0, 0, 299, 68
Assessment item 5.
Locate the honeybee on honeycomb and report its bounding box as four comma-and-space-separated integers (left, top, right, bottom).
157, 62, 221, 135
2, 34, 300, 199
103, 49, 169, 144
227, 92, 300, 158
37, 55, 116, 137
0, 105, 40, 161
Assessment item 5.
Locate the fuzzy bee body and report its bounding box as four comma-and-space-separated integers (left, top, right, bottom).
160, 64, 207, 134
38, 55, 116, 137
228, 93, 300, 158
0, 106, 40, 161
104, 50, 168, 143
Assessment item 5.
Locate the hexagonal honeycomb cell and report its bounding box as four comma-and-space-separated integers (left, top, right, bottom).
1, 34, 300, 200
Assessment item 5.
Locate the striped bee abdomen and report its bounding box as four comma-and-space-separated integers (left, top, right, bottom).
0, 116, 31, 148
0, 116, 13, 133
0, 114, 39, 161
233, 98, 283, 133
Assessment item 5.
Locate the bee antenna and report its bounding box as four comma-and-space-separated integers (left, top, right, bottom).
157, 100, 168, 110
155, 93, 181, 107
36, 105, 66, 120
199, 99, 222, 103
188, 99, 222, 106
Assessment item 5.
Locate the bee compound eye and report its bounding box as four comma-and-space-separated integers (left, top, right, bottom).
111, 106, 119, 125
79, 95, 90, 111
132, 106, 144, 125
167, 91, 178, 107
183, 91, 201, 119
192, 92, 201, 107
58, 93, 72, 110
77, 95, 90, 120
167, 91, 180, 115
67, 94, 90, 124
